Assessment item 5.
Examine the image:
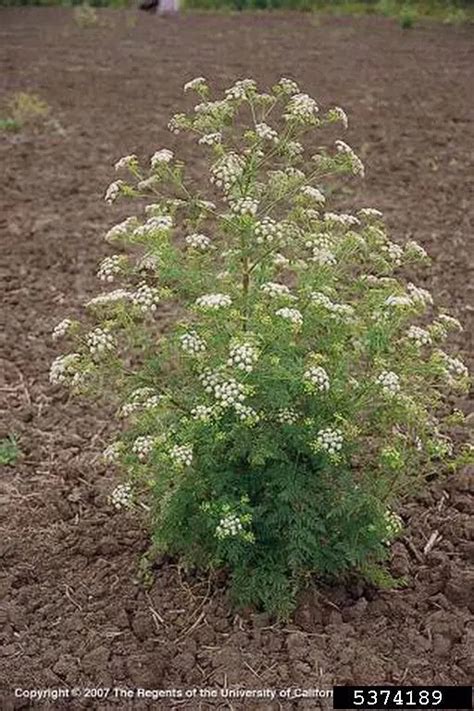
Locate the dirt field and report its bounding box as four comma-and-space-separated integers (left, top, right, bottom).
1, 8, 473, 710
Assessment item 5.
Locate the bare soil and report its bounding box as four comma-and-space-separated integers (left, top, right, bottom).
0, 8, 473, 710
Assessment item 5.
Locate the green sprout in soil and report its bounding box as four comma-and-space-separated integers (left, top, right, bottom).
0, 436, 21, 466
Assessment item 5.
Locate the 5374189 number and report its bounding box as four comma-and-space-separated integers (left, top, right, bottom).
333, 685, 473, 710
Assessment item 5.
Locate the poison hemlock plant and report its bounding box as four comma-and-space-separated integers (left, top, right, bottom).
51, 77, 471, 616
0, 435, 21, 466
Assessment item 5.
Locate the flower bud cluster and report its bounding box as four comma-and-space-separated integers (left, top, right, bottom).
216, 513, 244, 539
275, 307, 303, 326
407, 325, 432, 347
199, 132, 222, 146
185, 233, 212, 250
314, 427, 344, 456
230, 197, 259, 217
191, 404, 216, 422
170, 444, 193, 467
151, 149, 174, 167
195, 293, 232, 310
115, 154, 137, 172
132, 436, 155, 461
52, 318, 74, 341
105, 217, 138, 244
275, 408, 298, 424
301, 185, 325, 203
110, 483, 133, 510
97, 255, 126, 282
210, 153, 244, 193
304, 366, 330, 392
284, 93, 319, 124
228, 342, 259, 373
49, 353, 81, 385
261, 282, 293, 299
86, 328, 115, 356
180, 331, 207, 355
255, 122, 278, 142
234, 402, 260, 425
377, 371, 401, 397
254, 217, 284, 245
334, 139, 365, 177
103, 441, 123, 464
131, 283, 160, 313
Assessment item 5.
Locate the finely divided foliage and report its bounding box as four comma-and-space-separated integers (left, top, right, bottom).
52, 77, 470, 615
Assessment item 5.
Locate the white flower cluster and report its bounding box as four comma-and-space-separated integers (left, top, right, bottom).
255, 122, 278, 142
335, 139, 365, 177
86, 328, 115, 356
199, 132, 222, 146
359, 207, 383, 219
439, 352, 469, 380
324, 212, 360, 228
383, 241, 404, 267
273, 252, 290, 267
384, 510, 403, 540
114, 154, 137, 172
384, 294, 413, 309
97, 255, 126, 283
132, 436, 155, 461
86, 289, 131, 309
184, 76, 207, 92
234, 402, 260, 425
103, 441, 122, 464
49, 353, 81, 385
405, 240, 428, 261
277, 77, 299, 95
407, 325, 432, 347
331, 106, 348, 129
227, 342, 259, 373
301, 185, 325, 203
170, 444, 193, 467
275, 307, 303, 326
214, 378, 246, 407
311, 244, 337, 267
275, 408, 298, 424
437, 314, 463, 333
105, 217, 137, 244
195, 293, 232, 310
230, 197, 259, 217
407, 283, 433, 307
284, 93, 319, 124
314, 427, 344, 456
210, 152, 244, 193
304, 366, 330, 392
133, 215, 173, 238
119, 388, 161, 417
185, 232, 212, 250
104, 180, 124, 204
110, 482, 133, 510
199, 369, 247, 408
310, 292, 355, 323
131, 283, 160, 313
168, 112, 187, 134
216, 513, 243, 539
377, 371, 401, 397
254, 217, 284, 245
225, 78, 257, 100
180, 331, 206, 355
261, 282, 293, 299
151, 149, 174, 167
191, 404, 216, 422
284, 140, 304, 159
52, 318, 73, 341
